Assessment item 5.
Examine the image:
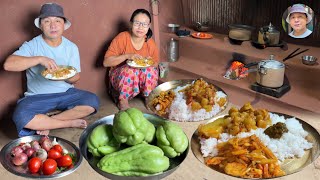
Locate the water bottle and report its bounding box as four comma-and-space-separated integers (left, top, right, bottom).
167, 38, 179, 62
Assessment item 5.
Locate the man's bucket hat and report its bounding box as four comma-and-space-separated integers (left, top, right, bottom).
286, 4, 312, 24
34, 3, 71, 30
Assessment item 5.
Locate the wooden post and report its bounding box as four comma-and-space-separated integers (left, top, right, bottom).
151, 0, 161, 59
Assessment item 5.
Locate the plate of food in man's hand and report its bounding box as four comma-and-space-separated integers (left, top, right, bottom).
41, 65, 77, 81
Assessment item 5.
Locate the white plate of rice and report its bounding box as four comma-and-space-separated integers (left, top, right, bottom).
191, 112, 320, 176
146, 79, 228, 122
42, 65, 77, 81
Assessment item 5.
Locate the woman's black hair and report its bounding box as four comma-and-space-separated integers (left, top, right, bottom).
130, 9, 153, 42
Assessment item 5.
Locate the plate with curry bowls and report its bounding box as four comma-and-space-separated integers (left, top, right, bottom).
0, 135, 83, 179
126, 57, 154, 68
146, 79, 228, 122
191, 32, 213, 39
191, 103, 320, 179
79, 113, 189, 180
41, 65, 77, 81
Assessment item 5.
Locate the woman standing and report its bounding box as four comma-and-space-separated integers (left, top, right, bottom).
103, 9, 159, 110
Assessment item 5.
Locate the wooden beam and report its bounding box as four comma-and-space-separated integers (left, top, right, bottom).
151, 0, 161, 59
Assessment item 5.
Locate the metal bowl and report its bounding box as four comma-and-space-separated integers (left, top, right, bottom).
302, 56, 317, 65
79, 114, 189, 180
0, 135, 82, 179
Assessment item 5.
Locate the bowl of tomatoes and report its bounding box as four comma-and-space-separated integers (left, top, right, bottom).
0, 135, 82, 178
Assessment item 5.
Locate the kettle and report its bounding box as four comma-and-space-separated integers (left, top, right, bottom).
167, 38, 179, 62
194, 21, 210, 32
258, 23, 280, 45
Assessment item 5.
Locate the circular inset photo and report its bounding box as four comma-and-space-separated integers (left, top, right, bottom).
282, 4, 314, 38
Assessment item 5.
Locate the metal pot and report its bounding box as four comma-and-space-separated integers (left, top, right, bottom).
194, 22, 210, 32
168, 24, 180, 33
256, 55, 285, 88
228, 24, 255, 41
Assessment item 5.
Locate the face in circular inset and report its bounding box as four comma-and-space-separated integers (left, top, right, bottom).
289, 12, 308, 33
282, 4, 314, 38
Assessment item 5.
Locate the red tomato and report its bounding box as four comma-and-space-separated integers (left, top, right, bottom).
67, 164, 74, 170
42, 159, 57, 175
52, 145, 63, 153
28, 157, 42, 173
56, 155, 72, 167
48, 149, 62, 160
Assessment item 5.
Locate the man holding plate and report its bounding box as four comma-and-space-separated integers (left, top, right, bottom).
3, 3, 99, 137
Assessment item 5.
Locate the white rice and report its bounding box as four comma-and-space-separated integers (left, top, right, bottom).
168, 84, 227, 122
45, 69, 76, 80
199, 113, 313, 161
199, 137, 218, 157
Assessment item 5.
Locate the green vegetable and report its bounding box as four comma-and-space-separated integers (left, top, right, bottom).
97, 143, 169, 176
112, 108, 155, 146
156, 121, 188, 158
87, 124, 120, 157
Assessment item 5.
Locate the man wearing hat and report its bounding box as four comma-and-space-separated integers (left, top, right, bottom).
286, 4, 313, 38
3, 3, 99, 137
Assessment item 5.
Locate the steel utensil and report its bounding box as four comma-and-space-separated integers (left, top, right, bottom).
191, 112, 320, 177
283, 48, 309, 62
0, 135, 82, 179
146, 79, 228, 121
79, 114, 189, 180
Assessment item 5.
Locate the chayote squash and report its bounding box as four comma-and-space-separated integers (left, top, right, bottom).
112, 108, 155, 146
156, 121, 188, 158
87, 124, 120, 157
97, 143, 169, 176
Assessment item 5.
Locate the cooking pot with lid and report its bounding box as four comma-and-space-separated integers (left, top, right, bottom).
256, 55, 285, 88
258, 23, 280, 45
194, 21, 210, 32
